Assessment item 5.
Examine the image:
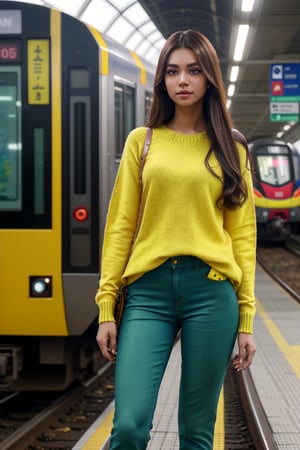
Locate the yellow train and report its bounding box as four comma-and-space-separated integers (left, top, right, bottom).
0, 0, 154, 390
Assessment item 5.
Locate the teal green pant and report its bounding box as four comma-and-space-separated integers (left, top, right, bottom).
109, 256, 239, 450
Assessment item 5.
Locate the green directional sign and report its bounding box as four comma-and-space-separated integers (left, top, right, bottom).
270, 96, 300, 102
270, 113, 299, 122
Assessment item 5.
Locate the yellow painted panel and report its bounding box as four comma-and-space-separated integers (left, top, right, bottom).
50, 9, 62, 233
27, 40, 49, 104
130, 51, 147, 85
0, 230, 68, 335
87, 26, 109, 75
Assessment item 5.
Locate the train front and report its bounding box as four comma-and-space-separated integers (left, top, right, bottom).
250, 138, 300, 241
0, 1, 102, 390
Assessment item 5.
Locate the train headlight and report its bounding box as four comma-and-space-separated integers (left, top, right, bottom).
30, 276, 52, 298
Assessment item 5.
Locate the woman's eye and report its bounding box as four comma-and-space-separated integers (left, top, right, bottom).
166, 69, 177, 75
190, 68, 202, 74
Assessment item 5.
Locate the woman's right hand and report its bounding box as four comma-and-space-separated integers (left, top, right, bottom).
96, 322, 118, 363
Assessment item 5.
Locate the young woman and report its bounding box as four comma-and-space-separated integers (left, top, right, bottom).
96, 29, 256, 450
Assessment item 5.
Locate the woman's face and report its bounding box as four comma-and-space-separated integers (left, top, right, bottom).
164, 47, 208, 109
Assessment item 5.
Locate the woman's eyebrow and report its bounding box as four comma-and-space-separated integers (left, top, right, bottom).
166, 62, 200, 68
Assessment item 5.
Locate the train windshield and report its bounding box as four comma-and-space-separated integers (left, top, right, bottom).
0, 68, 21, 210
257, 151, 291, 186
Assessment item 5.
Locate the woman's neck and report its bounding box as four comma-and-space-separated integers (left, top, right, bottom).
167, 110, 206, 134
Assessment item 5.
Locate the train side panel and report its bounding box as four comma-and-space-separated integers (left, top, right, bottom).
0, 4, 68, 336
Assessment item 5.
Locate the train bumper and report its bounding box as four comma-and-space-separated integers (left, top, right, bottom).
256, 206, 300, 241
256, 206, 300, 224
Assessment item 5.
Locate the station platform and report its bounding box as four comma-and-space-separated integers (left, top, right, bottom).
73, 264, 300, 450
251, 264, 300, 449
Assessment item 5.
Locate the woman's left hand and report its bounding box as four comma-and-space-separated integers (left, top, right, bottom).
233, 332, 256, 371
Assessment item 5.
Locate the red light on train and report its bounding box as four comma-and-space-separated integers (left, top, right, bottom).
253, 188, 263, 198
73, 207, 89, 221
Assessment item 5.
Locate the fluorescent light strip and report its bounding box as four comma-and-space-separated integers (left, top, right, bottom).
227, 84, 235, 97
230, 66, 239, 82
242, 0, 255, 12
233, 24, 249, 61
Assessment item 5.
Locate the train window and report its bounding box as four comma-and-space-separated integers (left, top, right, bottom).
0, 67, 21, 211
74, 102, 87, 194
257, 154, 291, 186
114, 82, 135, 160
70, 68, 89, 89
33, 128, 45, 214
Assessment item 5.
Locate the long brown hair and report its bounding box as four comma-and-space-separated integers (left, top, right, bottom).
146, 29, 250, 209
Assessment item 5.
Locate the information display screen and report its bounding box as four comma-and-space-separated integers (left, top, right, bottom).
0, 42, 21, 63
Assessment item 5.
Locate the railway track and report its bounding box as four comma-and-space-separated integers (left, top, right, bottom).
257, 236, 300, 303
1, 353, 271, 450
0, 363, 114, 450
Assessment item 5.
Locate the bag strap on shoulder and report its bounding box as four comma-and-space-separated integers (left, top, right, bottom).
139, 127, 152, 189
134, 127, 152, 239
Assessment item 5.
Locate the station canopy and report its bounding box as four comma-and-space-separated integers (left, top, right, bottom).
13, 0, 166, 63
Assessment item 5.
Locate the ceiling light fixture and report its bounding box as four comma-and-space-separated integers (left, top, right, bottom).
226, 99, 232, 109
233, 24, 249, 61
230, 66, 239, 82
227, 84, 235, 97
241, 0, 255, 12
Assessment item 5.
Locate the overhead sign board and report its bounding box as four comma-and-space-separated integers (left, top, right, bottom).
270, 63, 300, 122
270, 63, 300, 101
270, 102, 299, 114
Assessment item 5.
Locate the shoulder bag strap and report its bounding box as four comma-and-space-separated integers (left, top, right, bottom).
134, 127, 152, 238
139, 127, 152, 191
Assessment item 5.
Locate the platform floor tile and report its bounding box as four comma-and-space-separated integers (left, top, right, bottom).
251, 265, 300, 448
147, 340, 180, 449
147, 338, 224, 450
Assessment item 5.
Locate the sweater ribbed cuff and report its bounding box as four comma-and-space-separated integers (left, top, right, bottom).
98, 299, 116, 323
238, 312, 254, 334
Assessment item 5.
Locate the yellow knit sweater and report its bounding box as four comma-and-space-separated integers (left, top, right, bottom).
95, 125, 257, 333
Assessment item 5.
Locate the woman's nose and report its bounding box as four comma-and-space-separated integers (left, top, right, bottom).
179, 72, 188, 85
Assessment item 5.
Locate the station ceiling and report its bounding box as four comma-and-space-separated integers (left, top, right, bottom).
9, 0, 300, 145
139, 0, 300, 144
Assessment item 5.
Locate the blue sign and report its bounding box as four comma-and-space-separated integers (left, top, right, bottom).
270, 63, 300, 101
